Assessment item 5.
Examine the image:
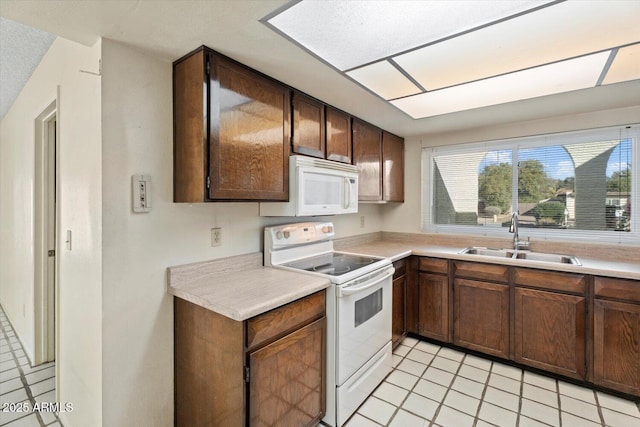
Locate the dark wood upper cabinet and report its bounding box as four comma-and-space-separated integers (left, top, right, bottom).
382, 131, 404, 202
325, 106, 352, 164
292, 91, 325, 159
173, 47, 290, 202
352, 119, 383, 202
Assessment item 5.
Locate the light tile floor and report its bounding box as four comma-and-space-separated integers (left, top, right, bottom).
346, 337, 640, 427
0, 305, 62, 427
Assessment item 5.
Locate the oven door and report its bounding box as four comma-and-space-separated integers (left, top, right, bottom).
335, 266, 393, 386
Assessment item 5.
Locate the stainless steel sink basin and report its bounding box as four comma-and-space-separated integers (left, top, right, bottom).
513, 251, 580, 264
461, 247, 514, 258
460, 247, 581, 265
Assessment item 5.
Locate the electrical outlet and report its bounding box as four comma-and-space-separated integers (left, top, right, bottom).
211, 228, 222, 247
360, 216, 365, 228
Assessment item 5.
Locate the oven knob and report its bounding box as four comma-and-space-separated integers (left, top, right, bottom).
275, 231, 283, 240
283, 231, 290, 239
322, 226, 333, 234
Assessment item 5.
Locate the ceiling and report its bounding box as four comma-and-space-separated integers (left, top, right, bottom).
1, 0, 639, 137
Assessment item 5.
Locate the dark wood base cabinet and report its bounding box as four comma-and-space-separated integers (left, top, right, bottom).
392, 259, 407, 348
174, 291, 326, 427
454, 278, 510, 359
593, 277, 640, 395
409, 256, 640, 398
417, 258, 450, 342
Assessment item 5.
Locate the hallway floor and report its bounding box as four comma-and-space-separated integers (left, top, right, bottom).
0, 305, 61, 427
346, 337, 640, 427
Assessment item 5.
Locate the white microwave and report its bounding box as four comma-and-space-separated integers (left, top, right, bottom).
260, 155, 358, 217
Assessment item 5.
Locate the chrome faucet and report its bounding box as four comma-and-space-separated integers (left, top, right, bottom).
509, 211, 530, 250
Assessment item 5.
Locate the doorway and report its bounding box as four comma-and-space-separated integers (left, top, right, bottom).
34, 101, 57, 365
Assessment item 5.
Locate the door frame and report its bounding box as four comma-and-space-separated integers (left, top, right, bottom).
34, 100, 57, 365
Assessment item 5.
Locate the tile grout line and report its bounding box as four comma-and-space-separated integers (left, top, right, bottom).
0, 305, 62, 427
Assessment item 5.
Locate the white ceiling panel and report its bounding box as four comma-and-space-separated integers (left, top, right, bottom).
267, 0, 549, 71
392, 52, 610, 119
603, 43, 640, 85
346, 61, 421, 100
394, 1, 640, 91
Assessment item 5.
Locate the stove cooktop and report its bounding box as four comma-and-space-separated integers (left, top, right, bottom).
282, 251, 383, 277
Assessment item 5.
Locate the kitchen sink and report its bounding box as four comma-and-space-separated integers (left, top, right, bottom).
461, 247, 514, 258
460, 247, 581, 265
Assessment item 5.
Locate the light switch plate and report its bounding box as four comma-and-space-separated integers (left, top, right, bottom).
132, 174, 151, 213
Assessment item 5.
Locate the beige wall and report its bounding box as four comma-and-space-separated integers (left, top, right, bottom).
0, 37, 103, 427
382, 105, 640, 234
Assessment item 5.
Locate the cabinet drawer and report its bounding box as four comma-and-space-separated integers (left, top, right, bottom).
393, 259, 407, 278
247, 291, 325, 350
514, 268, 586, 294
595, 277, 640, 303
454, 261, 509, 283
418, 257, 448, 274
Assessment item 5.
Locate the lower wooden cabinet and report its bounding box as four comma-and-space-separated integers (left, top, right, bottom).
514, 286, 586, 380
392, 259, 407, 348
593, 277, 640, 395
175, 290, 326, 426
454, 278, 509, 358
418, 258, 450, 342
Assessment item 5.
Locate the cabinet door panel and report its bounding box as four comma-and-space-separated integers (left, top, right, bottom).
292, 92, 325, 158
210, 56, 290, 200
514, 287, 586, 379
593, 299, 640, 395
418, 273, 449, 342
352, 119, 382, 201
382, 131, 404, 202
454, 279, 509, 358
326, 106, 352, 163
392, 275, 407, 348
249, 318, 325, 426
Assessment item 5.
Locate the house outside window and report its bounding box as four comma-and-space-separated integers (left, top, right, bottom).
423, 125, 638, 243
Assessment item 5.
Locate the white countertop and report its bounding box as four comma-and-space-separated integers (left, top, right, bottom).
167, 240, 639, 322
340, 240, 640, 280
167, 252, 330, 321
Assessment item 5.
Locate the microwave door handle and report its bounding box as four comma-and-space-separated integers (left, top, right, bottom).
344, 177, 351, 209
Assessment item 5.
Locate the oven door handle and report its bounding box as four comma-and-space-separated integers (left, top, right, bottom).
337, 268, 394, 297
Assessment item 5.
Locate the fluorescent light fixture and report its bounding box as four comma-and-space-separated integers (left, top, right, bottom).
267, 0, 550, 71
266, 1, 640, 120
346, 61, 421, 100
394, 1, 640, 91
603, 43, 640, 85
392, 52, 610, 119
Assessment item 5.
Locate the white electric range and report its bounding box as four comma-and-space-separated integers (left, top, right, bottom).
264, 222, 394, 426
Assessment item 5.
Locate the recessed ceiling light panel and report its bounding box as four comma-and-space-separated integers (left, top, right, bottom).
267, 0, 551, 71
603, 43, 640, 85
346, 61, 421, 100
392, 52, 610, 119
393, 1, 640, 91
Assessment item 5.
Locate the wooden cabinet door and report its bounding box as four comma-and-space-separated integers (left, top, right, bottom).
352, 119, 382, 201
209, 54, 290, 201
514, 287, 586, 379
392, 275, 407, 348
382, 131, 404, 202
418, 272, 450, 342
292, 91, 325, 159
325, 106, 352, 163
249, 317, 325, 426
454, 278, 509, 358
593, 299, 640, 395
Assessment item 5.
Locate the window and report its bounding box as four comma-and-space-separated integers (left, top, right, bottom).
423, 125, 638, 243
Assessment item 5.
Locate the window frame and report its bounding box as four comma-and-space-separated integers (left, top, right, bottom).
422, 124, 639, 245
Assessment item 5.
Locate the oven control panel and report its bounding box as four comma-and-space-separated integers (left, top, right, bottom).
266, 222, 335, 248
